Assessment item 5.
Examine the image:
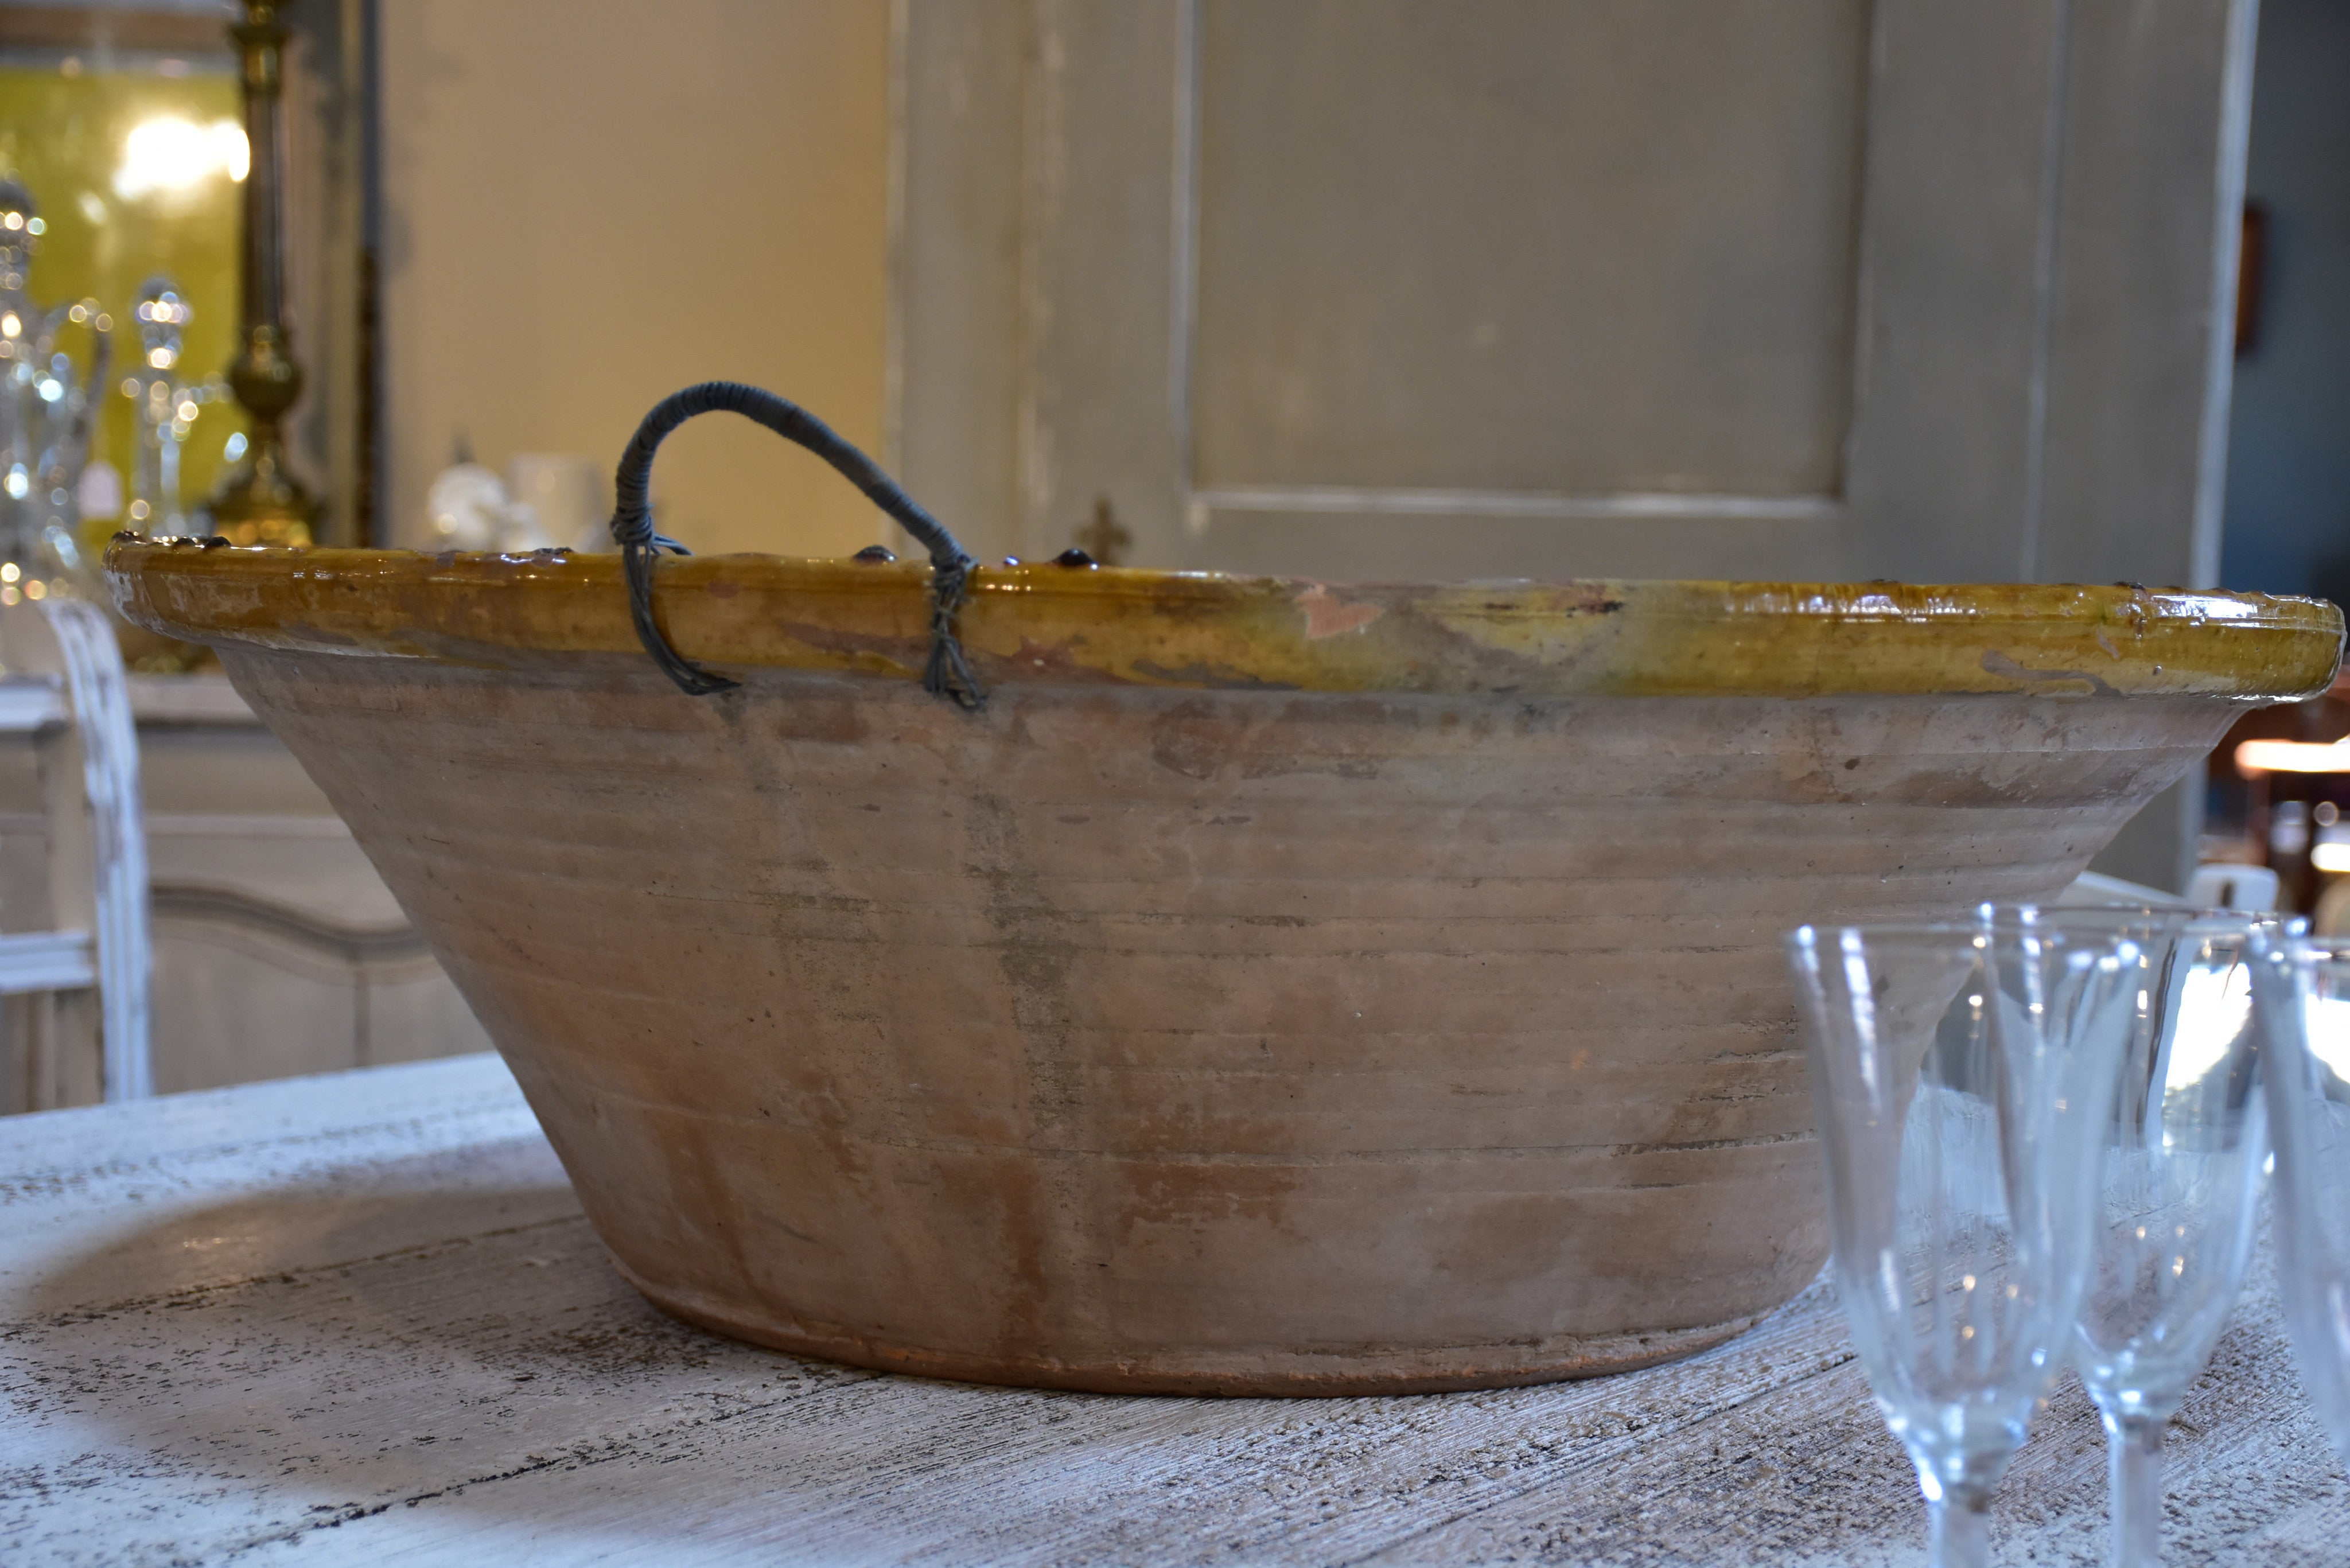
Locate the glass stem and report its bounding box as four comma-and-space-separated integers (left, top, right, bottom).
1928, 1492, 1992, 1568
2105, 1414, 2166, 1568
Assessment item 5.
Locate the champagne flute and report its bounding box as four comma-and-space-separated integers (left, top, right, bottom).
2064, 909, 2270, 1568
1788, 913, 2136, 1568
2251, 928, 2350, 1472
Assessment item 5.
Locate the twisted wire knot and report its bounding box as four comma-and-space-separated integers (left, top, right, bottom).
609, 381, 985, 709
923, 557, 983, 710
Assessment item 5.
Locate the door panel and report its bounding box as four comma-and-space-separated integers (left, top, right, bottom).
898, 0, 2250, 599
1193, 1, 1867, 501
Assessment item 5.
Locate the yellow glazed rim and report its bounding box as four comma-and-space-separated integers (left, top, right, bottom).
102, 541, 2346, 702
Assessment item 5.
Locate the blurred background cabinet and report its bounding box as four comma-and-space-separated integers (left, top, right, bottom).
0, 674, 486, 1112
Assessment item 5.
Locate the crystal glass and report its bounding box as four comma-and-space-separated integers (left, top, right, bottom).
2250, 929, 2350, 1473
2062, 909, 2271, 1568
127, 277, 196, 535
0, 180, 110, 586
1788, 915, 2138, 1568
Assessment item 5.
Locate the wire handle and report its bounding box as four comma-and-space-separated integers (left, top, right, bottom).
608, 381, 985, 709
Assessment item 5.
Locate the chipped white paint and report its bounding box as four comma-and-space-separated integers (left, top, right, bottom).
3, 1053, 2346, 1566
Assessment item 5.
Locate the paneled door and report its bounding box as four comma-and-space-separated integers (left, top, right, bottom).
890, 0, 2259, 886
894, 0, 2254, 591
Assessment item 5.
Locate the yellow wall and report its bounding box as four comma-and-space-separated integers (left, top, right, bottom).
0, 65, 248, 533
380, 0, 891, 557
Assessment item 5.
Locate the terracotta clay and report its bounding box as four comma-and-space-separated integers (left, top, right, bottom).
103, 544, 2345, 1394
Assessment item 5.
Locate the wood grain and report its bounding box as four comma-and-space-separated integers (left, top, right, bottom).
3, 1054, 2345, 1565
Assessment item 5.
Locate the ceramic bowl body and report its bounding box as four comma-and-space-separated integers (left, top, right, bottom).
105, 544, 2344, 1394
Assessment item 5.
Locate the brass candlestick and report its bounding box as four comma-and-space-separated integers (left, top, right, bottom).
207, 0, 317, 546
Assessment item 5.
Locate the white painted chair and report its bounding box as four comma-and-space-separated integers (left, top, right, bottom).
0, 595, 151, 1104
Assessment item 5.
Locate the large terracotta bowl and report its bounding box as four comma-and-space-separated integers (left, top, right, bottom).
106, 542, 2343, 1394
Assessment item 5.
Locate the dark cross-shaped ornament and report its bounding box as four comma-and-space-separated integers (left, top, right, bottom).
1073, 496, 1132, 568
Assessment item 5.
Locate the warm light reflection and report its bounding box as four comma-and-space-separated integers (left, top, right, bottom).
2316, 842, 2350, 874
2238, 738, 2350, 775
114, 116, 248, 199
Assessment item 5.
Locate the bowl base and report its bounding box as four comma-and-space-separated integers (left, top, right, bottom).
609, 1255, 1772, 1396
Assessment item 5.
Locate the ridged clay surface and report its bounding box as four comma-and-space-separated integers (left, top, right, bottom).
103, 544, 2344, 1392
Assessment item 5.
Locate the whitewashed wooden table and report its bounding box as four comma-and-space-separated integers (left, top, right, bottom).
3, 1055, 2346, 1566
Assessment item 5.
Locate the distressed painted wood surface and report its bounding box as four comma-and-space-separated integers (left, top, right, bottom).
3, 1054, 2346, 1566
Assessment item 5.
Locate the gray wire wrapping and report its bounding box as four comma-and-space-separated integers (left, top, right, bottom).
608, 381, 985, 709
